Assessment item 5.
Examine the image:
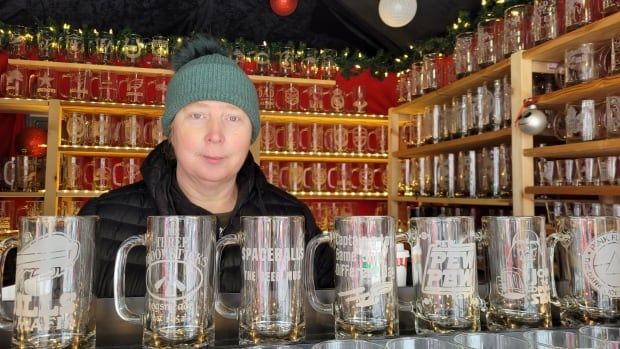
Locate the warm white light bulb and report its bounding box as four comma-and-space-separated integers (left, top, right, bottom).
378, 0, 418, 28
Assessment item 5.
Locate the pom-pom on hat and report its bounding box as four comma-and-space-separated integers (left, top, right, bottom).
162, 35, 260, 143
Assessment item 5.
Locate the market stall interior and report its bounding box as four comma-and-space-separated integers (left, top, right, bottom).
1, 0, 620, 348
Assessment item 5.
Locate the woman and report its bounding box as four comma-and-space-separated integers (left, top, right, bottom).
80, 35, 333, 297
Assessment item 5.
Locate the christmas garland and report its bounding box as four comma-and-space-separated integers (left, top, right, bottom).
0, 0, 532, 80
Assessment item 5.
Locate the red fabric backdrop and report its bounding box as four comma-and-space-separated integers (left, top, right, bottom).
0, 51, 26, 158
335, 69, 398, 115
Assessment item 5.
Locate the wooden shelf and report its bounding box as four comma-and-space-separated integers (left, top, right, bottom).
291, 191, 388, 200
59, 145, 152, 157
8, 59, 335, 86
260, 151, 388, 163
525, 186, 620, 196
535, 75, 620, 108
0, 98, 49, 114
524, 12, 620, 62
251, 75, 335, 87
57, 190, 107, 198
524, 139, 620, 158
261, 110, 387, 126
60, 100, 164, 117
393, 195, 512, 206
394, 128, 512, 158
390, 59, 510, 115
0, 192, 45, 198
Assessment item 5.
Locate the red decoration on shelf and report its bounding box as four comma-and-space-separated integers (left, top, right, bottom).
15, 127, 47, 157
270, 0, 298, 16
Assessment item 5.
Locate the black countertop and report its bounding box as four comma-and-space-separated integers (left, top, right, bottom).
0, 290, 417, 348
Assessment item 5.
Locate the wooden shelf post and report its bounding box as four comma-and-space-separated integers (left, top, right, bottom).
510, 51, 535, 216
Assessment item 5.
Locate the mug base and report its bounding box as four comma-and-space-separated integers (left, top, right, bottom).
335, 317, 398, 339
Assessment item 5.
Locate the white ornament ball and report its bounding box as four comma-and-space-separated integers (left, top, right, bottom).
378, 0, 418, 28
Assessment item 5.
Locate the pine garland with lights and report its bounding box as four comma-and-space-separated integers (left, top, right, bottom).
0, 0, 532, 80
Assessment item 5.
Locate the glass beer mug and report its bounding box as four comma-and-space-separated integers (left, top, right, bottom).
0, 216, 97, 348
114, 216, 216, 348
480, 216, 552, 330
407, 217, 481, 334
305, 216, 400, 339
547, 216, 620, 325
214, 216, 306, 345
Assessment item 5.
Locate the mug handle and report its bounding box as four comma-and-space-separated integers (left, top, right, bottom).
366, 128, 379, 153
28, 73, 38, 98
326, 166, 338, 191
3, 161, 15, 187
395, 232, 414, 312
214, 233, 241, 320
546, 223, 571, 307
0, 236, 19, 326
112, 162, 124, 187
473, 229, 489, 313
113, 234, 145, 324
303, 233, 333, 315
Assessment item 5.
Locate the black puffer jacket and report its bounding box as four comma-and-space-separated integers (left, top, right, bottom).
79, 141, 334, 298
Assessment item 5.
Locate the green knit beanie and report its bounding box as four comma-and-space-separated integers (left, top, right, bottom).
162, 36, 260, 143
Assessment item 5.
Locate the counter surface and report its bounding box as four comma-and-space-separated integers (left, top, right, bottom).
0, 290, 416, 348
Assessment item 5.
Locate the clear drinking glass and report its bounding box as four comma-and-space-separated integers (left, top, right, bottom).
547, 216, 620, 325
214, 216, 306, 345
422, 53, 439, 93
150, 35, 170, 68
605, 96, 620, 137
407, 217, 481, 334
598, 156, 618, 185
120, 33, 144, 66
565, 0, 602, 32
481, 216, 552, 330
113, 216, 216, 348
311, 340, 384, 349
524, 329, 608, 348
453, 333, 529, 349
454, 32, 478, 78
564, 43, 609, 87
477, 18, 504, 68
579, 325, 620, 344
29, 68, 58, 99
533, 0, 563, 44
35, 26, 58, 61
387, 337, 463, 349
0, 216, 97, 348
0, 200, 15, 231
1, 65, 28, 98
503, 4, 534, 57
305, 216, 400, 339
554, 159, 575, 186
603, 0, 620, 15
61, 155, 84, 190
575, 157, 598, 186
94, 31, 116, 64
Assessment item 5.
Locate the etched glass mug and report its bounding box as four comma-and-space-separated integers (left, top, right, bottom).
305, 216, 400, 339
564, 43, 609, 87
407, 217, 481, 334
28, 68, 58, 99
0, 216, 97, 348
480, 216, 553, 330
533, 0, 562, 45
63, 112, 87, 145
214, 216, 306, 345
547, 216, 620, 325
114, 216, 216, 348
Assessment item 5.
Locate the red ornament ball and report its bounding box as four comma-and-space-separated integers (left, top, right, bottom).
16, 127, 47, 157
270, 0, 298, 16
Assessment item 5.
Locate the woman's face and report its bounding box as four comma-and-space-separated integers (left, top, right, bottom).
169, 100, 252, 187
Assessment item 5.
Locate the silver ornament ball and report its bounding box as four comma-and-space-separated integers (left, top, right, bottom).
518, 105, 548, 135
